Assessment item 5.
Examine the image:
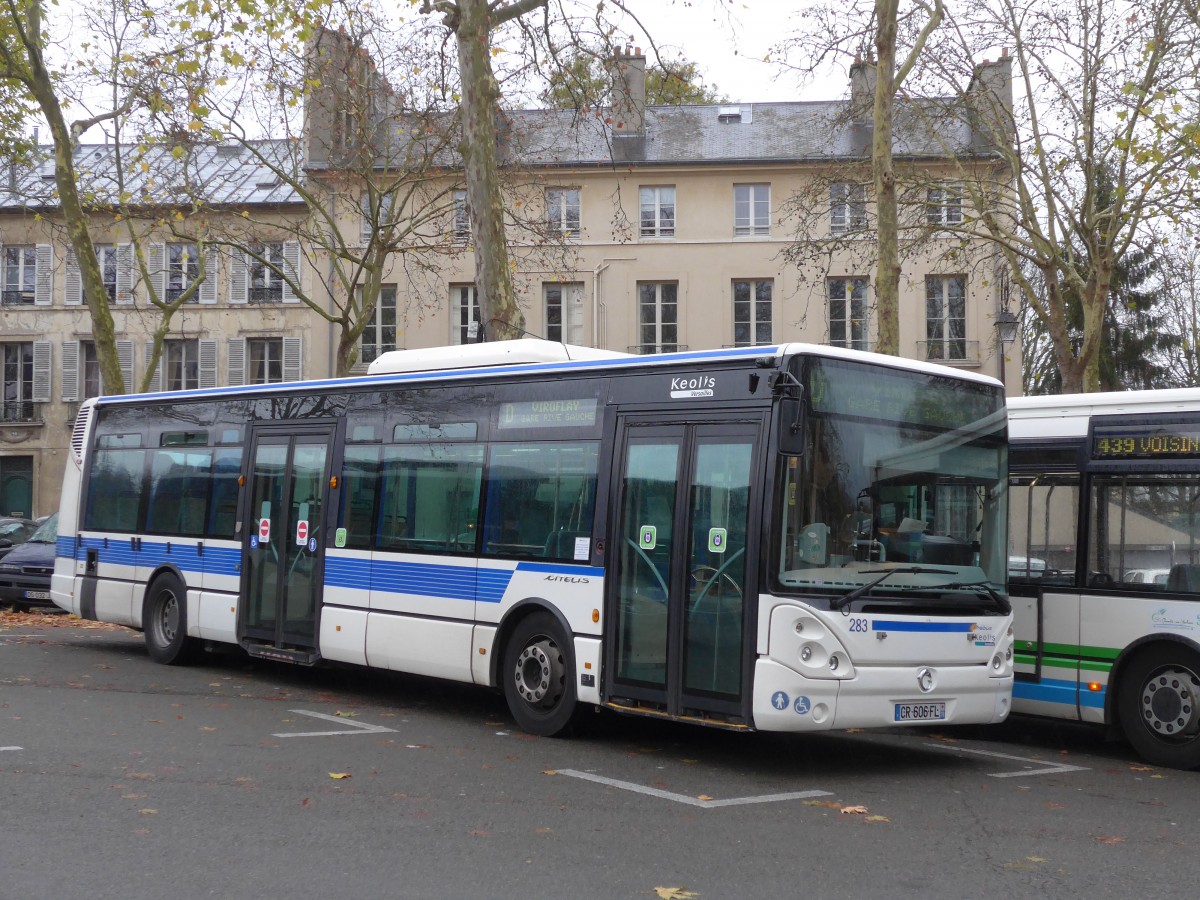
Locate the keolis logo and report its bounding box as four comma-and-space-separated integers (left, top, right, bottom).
670, 375, 716, 399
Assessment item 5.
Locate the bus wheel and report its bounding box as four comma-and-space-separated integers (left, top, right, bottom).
144, 573, 199, 666
1117, 647, 1200, 769
502, 612, 576, 737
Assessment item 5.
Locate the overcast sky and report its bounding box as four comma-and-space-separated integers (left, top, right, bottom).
613, 0, 849, 104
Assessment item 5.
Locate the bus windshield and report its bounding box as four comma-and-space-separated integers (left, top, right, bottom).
777, 357, 1008, 603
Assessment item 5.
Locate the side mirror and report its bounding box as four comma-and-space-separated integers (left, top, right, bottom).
777, 396, 805, 455
0, 538, 12, 549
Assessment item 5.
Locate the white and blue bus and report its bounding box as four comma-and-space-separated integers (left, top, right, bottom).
1009, 388, 1200, 768
52, 340, 1013, 736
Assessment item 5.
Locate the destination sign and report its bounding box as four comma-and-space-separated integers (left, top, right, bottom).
497, 398, 598, 429
1092, 427, 1200, 459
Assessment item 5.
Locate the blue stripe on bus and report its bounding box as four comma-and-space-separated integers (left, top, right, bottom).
1014, 677, 1106, 709
871, 620, 977, 633
66, 537, 241, 577
324, 557, 604, 604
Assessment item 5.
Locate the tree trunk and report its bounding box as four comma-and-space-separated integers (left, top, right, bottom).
873, 0, 901, 357
454, 0, 525, 341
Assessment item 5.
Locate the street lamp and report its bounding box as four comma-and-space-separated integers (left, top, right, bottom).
995, 310, 1019, 390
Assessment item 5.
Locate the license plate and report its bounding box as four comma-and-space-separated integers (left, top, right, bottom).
894, 701, 946, 722
23, 590, 50, 600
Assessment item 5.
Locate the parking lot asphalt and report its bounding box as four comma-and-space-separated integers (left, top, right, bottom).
2, 610, 1196, 900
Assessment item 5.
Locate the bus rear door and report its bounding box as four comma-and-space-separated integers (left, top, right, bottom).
239, 422, 338, 663
605, 414, 764, 724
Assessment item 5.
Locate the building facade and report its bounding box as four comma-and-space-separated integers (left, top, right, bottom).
0, 46, 1016, 517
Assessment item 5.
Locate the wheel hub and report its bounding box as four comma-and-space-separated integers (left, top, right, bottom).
1141, 666, 1200, 738
514, 639, 562, 707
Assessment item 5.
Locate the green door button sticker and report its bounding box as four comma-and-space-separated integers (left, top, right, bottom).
708, 527, 727, 553
335, 527, 347, 548
639, 525, 657, 550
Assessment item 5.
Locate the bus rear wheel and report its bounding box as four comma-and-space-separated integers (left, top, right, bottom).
144, 573, 200, 666
502, 612, 576, 737
1117, 646, 1200, 769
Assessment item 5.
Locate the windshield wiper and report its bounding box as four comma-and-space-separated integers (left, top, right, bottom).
937, 580, 1011, 615
831, 566, 957, 611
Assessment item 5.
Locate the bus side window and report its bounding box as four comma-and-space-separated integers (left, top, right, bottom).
1091, 474, 1200, 591
1008, 473, 1079, 588
340, 446, 380, 550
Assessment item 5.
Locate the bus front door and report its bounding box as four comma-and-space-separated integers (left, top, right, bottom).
606, 416, 763, 724
239, 424, 337, 663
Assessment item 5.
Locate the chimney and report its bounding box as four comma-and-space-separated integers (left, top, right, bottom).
849, 56, 876, 124
968, 49, 1014, 148
610, 46, 646, 136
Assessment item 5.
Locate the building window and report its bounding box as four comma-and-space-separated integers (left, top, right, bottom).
639, 186, 676, 238
453, 190, 470, 242
636, 282, 679, 353
167, 244, 200, 303
734, 184, 770, 237
247, 338, 283, 384
544, 283, 584, 344
249, 243, 284, 303
0, 343, 33, 421
96, 245, 118, 302
2, 246, 36, 305
82, 341, 101, 399
163, 339, 199, 390
827, 277, 870, 350
452, 284, 480, 344
362, 285, 398, 364
926, 184, 963, 226
546, 188, 581, 235
926, 275, 967, 360
830, 183, 866, 235
732, 279, 772, 346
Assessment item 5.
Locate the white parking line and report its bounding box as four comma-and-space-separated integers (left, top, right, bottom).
556, 768, 833, 808
273, 709, 398, 738
1, 746, 22, 751
925, 743, 1089, 778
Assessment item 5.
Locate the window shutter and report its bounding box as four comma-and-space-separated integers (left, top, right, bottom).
229, 249, 247, 303
115, 244, 133, 304
61, 340, 80, 402
199, 249, 217, 304
117, 340, 134, 394
145, 340, 162, 393
148, 243, 165, 301
199, 339, 218, 389
64, 248, 82, 305
227, 338, 246, 386
34, 244, 53, 305
283, 336, 302, 382
32, 341, 51, 401
282, 241, 300, 303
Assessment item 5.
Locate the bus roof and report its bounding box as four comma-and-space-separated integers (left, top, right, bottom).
366, 339, 630, 374
93, 341, 1003, 407
1008, 387, 1200, 440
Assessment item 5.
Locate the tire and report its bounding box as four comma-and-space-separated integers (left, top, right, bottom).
1117, 645, 1200, 769
143, 573, 200, 666
502, 612, 577, 737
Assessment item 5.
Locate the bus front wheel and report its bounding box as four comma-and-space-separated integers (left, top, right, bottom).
144, 573, 200, 666
502, 612, 576, 737
1117, 646, 1200, 769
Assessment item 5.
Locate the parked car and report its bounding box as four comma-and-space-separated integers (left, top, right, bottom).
1123, 568, 1171, 586
0, 517, 35, 561
0, 513, 57, 612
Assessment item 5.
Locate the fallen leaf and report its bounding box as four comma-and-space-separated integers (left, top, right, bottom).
333, 711, 358, 718
654, 889, 699, 900
1095, 835, 1126, 845
803, 800, 843, 809
697, 794, 714, 801
468, 830, 489, 837
535, 827, 551, 834
865, 815, 890, 823
543, 769, 558, 776
328, 772, 351, 780
1026, 857, 1047, 863
138, 809, 158, 815
1046, 802, 1066, 809
840, 805, 869, 815
1130, 765, 1155, 772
